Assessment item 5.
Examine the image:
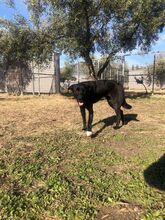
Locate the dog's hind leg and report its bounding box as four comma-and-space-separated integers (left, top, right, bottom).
86, 105, 93, 136
114, 107, 122, 129
80, 106, 86, 130
120, 109, 125, 125
106, 98, 122, 129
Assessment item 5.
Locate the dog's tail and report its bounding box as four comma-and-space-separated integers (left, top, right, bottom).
118, 82, 132, 109
122, 99, 132, 109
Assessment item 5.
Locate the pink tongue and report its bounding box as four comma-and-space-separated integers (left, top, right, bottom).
79, 102, 84, 106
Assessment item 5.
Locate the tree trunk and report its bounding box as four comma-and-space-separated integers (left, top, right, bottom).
54, 52, 61, 93
84, 54, 112, 80
97, 55, 111, 79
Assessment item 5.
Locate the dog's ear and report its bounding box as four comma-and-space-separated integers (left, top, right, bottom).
68, 84, 74, 92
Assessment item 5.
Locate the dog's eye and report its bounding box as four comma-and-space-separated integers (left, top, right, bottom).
76, 87, 80, 91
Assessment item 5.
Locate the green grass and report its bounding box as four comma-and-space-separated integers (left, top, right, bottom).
0, 130, 164, 219
0, 95, 165, 219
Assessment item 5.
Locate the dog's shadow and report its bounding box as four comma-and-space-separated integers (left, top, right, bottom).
144, 154, 165, 191
92, 114, 139, 138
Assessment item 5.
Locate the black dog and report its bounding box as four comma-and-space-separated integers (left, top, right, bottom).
68, 80, 132, 136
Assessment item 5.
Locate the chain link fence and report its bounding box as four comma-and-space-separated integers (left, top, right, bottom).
25, 73, 55, 95
1, 52, 165, 95
0, 59, 56, 95
0, 72, 56, 95
72, 52, 165, 94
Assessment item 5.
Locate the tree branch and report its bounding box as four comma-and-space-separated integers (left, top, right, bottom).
97, 54, 112, 78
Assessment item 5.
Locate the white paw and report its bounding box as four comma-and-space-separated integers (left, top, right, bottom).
86, 131, 92, 137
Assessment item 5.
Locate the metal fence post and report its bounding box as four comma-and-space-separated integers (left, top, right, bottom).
77, 62, 80, 83
122, 56, 125, 85
5, 73, 8, 93
32, 74, 35, 95
110, 65, 111, 80
20, 70, 24, 95
117, 69, 119, 82
152, 54, 156, 95
38, 72, 41, 96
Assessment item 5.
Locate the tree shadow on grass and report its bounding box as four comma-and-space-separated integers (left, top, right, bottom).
92, 113, 139, 138
144, 154, 165, 191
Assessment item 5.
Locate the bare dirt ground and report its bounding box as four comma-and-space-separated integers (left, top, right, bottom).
0, 93, 164, 157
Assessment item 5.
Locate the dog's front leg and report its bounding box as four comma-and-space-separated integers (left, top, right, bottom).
80, 106, 86, 130
86, 105, 93, 136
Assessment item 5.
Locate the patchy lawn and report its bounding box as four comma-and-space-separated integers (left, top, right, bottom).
0, 94, 164, 220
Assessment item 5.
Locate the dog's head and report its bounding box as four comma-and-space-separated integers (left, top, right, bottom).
68, 83, 87, 107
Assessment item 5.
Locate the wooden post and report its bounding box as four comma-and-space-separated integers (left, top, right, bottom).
54, 52, 60, 93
